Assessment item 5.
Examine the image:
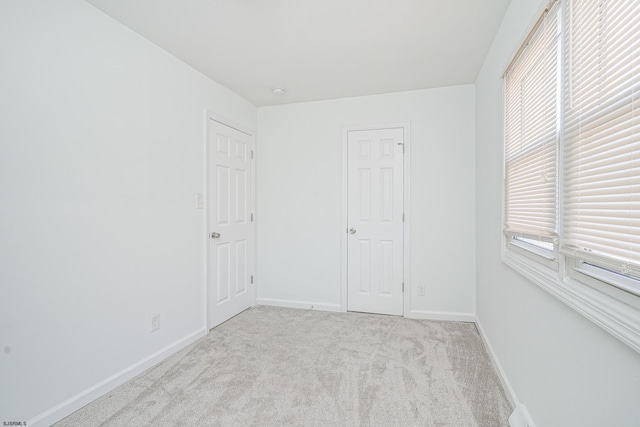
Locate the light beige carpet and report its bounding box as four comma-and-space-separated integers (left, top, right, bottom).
56, 306, 512, 426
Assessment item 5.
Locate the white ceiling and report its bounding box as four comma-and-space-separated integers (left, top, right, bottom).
85, 0, 511, 106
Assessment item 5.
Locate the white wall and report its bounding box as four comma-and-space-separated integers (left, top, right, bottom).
256, 87, 476, 317
0, 0, 255, 424
475, 1, 640, 426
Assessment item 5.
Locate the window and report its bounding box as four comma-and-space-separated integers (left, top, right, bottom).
503, 0, 640, 352
561, 0, 640, 293
504, 1, 561, 265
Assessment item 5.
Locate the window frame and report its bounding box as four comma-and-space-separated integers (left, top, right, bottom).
501, 0, 640, 354
507, 235, 558, 269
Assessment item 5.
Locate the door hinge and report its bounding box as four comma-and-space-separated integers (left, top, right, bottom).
251, 275, 254, 284
398, 142, 405, 153
251, 150, 254, 159
402, 282, 405, 292
402, 213, 405, 222
251, 213, 254, 222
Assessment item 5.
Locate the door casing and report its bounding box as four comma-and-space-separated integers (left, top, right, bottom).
203, 110, 256, 330
341, 123, 411, 316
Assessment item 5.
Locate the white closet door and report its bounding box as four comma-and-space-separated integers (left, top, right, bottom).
347, 128, 404, 315
208, 119, 254, 329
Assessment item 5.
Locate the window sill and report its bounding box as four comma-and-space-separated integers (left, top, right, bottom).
502, 248, 640, 354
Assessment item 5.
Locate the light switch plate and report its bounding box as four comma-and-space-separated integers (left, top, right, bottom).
151, 313, 160, 332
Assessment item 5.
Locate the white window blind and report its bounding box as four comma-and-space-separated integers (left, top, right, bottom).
504, 1, 560, 243
562, 0, 640, 279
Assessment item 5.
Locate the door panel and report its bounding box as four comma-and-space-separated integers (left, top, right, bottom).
208, 119, 254, 329
236, 169, 247, 223
217, 166, 230, 225
236, 240, 247, 295
358, 239, 371, 293
216, 243, 230, 303
347, 128, 404, 315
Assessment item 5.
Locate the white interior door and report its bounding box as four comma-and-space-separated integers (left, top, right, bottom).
208, 118, 254, 329
347, 128, 404, 315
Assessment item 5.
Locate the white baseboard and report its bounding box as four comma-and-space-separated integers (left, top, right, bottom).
475, 318, 519, 408
475, 317, 535, 427
406, 309, 476, 322
256, 298, 342, 312
508, 404, 536, 427
29, 328, 207, 427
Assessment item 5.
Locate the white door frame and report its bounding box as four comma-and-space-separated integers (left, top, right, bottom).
340, 123, 411, 316
203, 109, 256, 330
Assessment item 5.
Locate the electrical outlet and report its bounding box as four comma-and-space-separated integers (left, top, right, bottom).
151, 313, 160, 332
418, 285, 426, 296
195, 193, 204, 209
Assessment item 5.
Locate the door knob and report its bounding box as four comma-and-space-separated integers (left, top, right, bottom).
349, 228, 356, 234
211, 232, 221, 239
